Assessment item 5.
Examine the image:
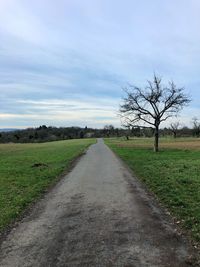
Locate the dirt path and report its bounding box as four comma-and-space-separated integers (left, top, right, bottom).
0, 139, 196, 266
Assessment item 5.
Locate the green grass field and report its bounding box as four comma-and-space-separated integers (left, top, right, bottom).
0, 138, 95, 230
106, 137, 200, 245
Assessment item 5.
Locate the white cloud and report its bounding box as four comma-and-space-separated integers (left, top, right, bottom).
0, 0, 200, 128
0, 97, 119, 128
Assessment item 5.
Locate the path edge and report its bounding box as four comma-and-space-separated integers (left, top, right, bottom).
0, 142, 94, 245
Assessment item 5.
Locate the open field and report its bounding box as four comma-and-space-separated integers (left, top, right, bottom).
106, 137, 200, 245
0, 138, 95, 231
0, 138, 197, 266
110, 136, 200, 150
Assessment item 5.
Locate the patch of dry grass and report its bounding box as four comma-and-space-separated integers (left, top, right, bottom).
109, 137, 200, 150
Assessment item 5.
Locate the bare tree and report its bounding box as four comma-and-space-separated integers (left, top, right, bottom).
170, 121, 180, 138
124, 125, 130, 140
192, 117, 200, 137
120, 75, 190, 152
103, 125, 114, 137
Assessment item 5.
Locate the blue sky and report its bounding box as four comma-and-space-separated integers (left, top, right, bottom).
0, 0, 200, 128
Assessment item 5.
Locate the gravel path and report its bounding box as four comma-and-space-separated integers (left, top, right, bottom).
0, 139, 195, 266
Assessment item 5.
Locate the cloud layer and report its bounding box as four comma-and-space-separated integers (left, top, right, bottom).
0, 0, 200, 128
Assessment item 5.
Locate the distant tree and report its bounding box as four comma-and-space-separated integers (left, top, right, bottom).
34, 132, 38, 139
131, 126, 141, 137
103, 125, 114, 137
180, 126, 192, 137
192, 117, 200, 137
115, 128, 119, 137
170, 121, 180, 138
38, 125, 47, 130
14, 134, 20, 141
29, 135, 34, 140
80, 131, 84, 138
124, 126, 130, 140
143, 127, 154, 137
120, 75, 191, 152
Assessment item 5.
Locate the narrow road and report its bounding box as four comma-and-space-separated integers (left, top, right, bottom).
0, 139, 195, 266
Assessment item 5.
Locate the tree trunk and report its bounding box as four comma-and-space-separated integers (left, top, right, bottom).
173, 132, 177, 138
154, 126, 159, 152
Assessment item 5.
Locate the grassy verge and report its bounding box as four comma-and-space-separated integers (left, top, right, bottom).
105, 137, 200, 245
0, 138, 95, 230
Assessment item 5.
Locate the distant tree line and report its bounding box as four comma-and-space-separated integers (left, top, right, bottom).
0, 122, 199, 143
0, 125, 125, 143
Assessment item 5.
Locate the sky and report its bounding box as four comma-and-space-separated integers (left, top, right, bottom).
0, 0, 200, 129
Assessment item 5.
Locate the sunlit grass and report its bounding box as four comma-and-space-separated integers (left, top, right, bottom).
0, 139, 95, 230
106, 137, 200, 244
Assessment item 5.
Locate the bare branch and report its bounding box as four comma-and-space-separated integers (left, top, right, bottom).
119, 74, 191, 151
